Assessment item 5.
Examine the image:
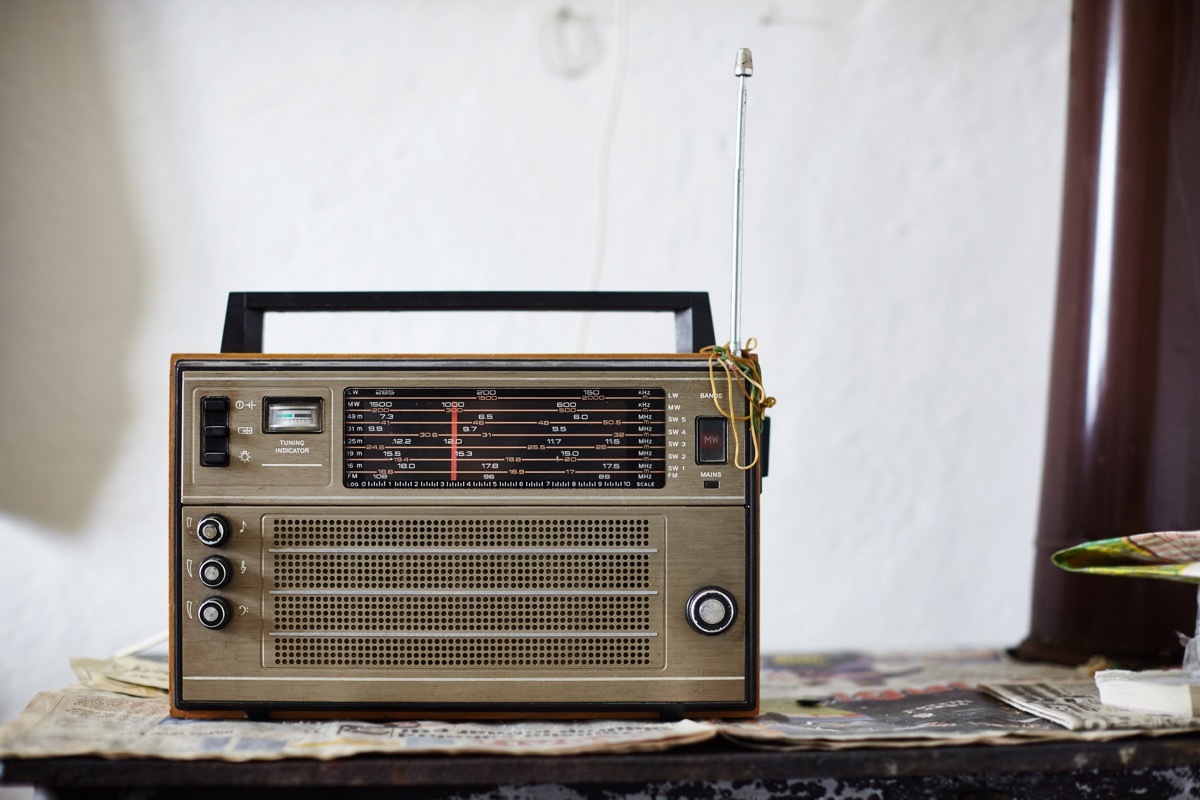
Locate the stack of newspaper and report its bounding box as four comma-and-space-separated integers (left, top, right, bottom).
2, 649, 1198, 761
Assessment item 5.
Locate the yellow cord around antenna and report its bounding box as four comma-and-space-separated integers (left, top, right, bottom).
700, 338, 776, 470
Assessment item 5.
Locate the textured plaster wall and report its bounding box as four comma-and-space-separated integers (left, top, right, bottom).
0, 0, 1069, 733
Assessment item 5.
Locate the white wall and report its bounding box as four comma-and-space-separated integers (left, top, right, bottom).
0, 0, 1069, 732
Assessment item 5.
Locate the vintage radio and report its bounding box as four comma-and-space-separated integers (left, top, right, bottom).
171, 49, 767, 719
170, 291, 768, 719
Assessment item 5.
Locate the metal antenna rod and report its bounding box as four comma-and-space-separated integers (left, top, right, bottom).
730, 48, 753, 356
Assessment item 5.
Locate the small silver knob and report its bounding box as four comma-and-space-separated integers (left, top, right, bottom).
196, 514, 231, 547
198, 556, 232, 588
197, 596, 232, 630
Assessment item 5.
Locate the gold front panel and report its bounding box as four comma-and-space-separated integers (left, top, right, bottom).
172, 356, 757, 714
176, 506, 749, 707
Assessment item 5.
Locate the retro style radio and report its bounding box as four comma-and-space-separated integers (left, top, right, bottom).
170, 291, 769, 719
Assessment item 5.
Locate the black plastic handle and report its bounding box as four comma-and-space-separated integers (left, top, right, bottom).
220, 291, 716, 355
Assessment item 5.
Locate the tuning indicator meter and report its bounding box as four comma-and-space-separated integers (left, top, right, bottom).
343, 387, 667, 489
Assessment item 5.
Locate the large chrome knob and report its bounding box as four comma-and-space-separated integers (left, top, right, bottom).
685, 587, 736, 635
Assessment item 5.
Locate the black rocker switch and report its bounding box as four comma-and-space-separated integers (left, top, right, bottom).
200, 396, 230, 467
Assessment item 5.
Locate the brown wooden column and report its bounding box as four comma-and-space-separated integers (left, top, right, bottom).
1018, 0, 1200, 665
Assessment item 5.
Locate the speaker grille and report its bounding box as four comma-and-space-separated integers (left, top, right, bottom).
271, 636, 656, 668
271, 517, 652, 548
273, 595, 653, 632
272, 552, 652, 591
264, 513, 665, 670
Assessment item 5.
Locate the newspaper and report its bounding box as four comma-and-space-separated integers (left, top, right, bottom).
981, 681, 1200, 733
719, 649, 1122, 750
2, 649, 1191, 761
0, 685, 715, 760
69, 655, 169, 699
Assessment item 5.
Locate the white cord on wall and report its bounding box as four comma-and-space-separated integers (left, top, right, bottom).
575, 0, 629, 352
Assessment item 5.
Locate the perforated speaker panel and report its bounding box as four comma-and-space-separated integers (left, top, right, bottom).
272, 636, 656, 668
272, 595, 653, 632
264, 514, 666, 670
272, 552, 653, 591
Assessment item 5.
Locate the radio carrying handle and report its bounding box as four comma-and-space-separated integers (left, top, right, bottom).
220, 291, 717, 355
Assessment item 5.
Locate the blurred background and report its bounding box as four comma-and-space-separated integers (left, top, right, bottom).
0, 0, 1070, 732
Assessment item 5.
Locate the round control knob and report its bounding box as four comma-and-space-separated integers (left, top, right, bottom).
196, 514, 231, 547
197, 596, 232, 630
197, 555, 232, 588
685, 587, 737, 635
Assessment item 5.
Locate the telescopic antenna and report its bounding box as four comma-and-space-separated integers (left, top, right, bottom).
729, 48, 753, 357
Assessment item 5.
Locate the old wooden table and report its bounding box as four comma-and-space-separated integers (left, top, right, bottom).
5, 733, 1200, 799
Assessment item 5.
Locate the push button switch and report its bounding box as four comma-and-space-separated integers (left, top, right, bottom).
200, 396, 230, 467
695, 417, 728, 464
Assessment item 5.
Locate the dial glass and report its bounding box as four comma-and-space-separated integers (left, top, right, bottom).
343, 387, 666, 489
